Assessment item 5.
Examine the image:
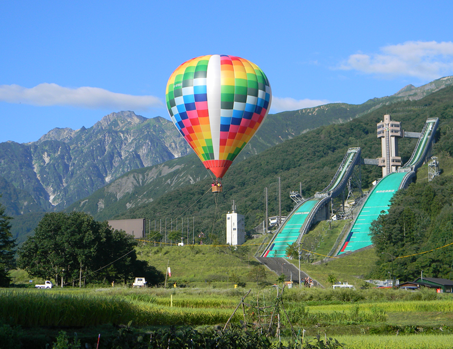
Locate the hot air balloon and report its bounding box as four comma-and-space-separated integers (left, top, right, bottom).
166, 55, 272, 192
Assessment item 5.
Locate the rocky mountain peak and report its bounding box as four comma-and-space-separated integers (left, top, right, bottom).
390, 76, 453, 101
395, 84, 415, 95
94, 111, 147, 131
35, 127, 79, 144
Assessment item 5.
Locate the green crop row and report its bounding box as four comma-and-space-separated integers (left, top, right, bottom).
0, 290, 137, 327
122, 293, 235, 308
337, 334, 453, 348
306, 299, 453, 313
282, 304, 387, 326
282, 287, 450, 303
0, 290, 239, 327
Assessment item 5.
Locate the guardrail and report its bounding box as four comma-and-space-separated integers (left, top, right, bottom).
320, 148, 361, 195
402, 118, 438, 169
296, 196, 330, 245
254, 233, 272, 257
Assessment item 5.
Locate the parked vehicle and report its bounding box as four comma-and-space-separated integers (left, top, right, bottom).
35, 280, 53, 289
132, 277, 147, 288
332, 282, 355, 289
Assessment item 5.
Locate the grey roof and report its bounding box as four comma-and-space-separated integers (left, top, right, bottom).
415, 277, 453, 286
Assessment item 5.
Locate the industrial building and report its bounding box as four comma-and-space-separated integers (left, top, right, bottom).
108, 218, 145, 239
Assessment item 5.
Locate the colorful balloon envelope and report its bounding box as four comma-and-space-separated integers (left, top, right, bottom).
166, 55, 272, 179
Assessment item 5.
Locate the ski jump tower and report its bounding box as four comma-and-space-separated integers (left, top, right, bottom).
377, 114, 403, 176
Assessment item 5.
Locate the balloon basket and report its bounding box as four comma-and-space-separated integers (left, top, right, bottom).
212, 185, 223, 193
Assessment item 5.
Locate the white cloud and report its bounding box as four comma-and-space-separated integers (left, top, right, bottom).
0, 83, 163, 110
271, 97, 330, 112
340, 41, 453, 80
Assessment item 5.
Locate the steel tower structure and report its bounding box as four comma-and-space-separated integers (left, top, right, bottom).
377, 114, 402, 176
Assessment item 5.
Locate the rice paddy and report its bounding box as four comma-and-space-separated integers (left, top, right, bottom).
2, 284, 453, 348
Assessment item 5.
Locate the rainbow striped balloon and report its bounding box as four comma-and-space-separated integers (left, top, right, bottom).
166, 55, 272, 179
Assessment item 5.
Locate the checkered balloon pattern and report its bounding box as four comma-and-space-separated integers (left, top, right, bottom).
166, 55, 272, 179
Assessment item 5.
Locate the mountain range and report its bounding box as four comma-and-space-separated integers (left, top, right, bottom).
0, 111, 192, 214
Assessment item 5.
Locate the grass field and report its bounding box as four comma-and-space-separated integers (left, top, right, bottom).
286, 247, 379, 288
336, 335, 453, 349
135, 242, 277, 287
2, 286, 453, 348
299, 220, 349, 262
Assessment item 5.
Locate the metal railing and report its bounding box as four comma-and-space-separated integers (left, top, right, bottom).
320, 148, 361, 195
402, 118, 438, 170
296, 196, 330, 245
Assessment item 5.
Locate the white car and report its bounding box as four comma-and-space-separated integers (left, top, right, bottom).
35, 280, 53, 289
332, 282, 355, 289
132, 277, 147, 288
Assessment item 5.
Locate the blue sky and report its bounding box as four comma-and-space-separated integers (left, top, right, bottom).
1, 1, 453, 143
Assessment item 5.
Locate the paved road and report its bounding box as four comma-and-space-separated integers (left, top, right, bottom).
256, 256, 322, 287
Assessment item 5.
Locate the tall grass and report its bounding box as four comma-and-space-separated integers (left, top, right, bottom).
282, 287, 449, 303
0, 290, 239, 327
0, 290, 137, 327
337, 334, 453, 349
284, 304, 387, 325
309, 299, 453, 313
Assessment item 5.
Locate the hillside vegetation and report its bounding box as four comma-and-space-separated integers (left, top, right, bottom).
135, 242, 276, 287
113, 86, 453, 246
370, 166, 453, 281
8, 78, 453, 243
65, 78, 453, 224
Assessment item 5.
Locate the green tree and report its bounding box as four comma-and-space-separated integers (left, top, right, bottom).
168, 230, 182, 244
17, 212, 163, 286
0, 201, 17, 287
147, 230, 162, 243
285, 242, 299, 260
248, 265, 266, 283
327, 274, 337, 285
277, 274, 286, 283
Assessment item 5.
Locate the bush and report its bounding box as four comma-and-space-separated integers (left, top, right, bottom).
0, 322, 21, 349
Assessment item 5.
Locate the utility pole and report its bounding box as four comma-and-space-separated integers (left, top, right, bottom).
159, 219, 161, 247
193, 216, 195, 244
165, 218, 167, 244
298, 246, 301, 288
265, 187, 268, 234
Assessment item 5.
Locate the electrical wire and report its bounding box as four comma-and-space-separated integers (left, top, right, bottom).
395, 241, 453, 259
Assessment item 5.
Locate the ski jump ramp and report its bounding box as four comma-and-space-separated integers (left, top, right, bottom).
338, 118, 439, 254
262, 147, 362, 258
261, 117, 438, 259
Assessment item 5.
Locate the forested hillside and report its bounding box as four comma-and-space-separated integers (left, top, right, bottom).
112, 86, 453, 244
7, 79, 453, 244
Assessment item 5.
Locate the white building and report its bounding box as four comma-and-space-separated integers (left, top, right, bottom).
226, 211, 245, 245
